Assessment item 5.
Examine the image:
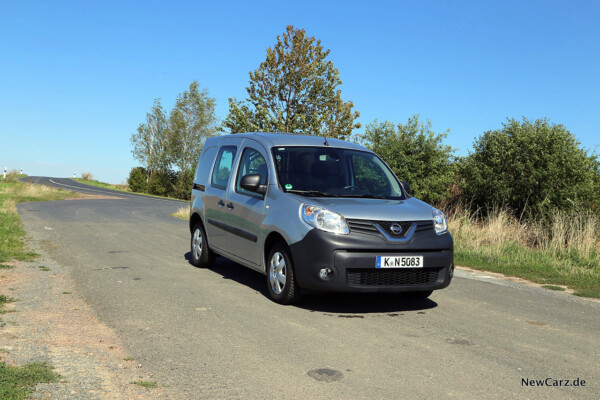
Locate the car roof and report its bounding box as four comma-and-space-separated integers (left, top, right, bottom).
214, 132, 368, 151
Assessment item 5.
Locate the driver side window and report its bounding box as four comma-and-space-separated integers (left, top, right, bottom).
236, 148, 268, 197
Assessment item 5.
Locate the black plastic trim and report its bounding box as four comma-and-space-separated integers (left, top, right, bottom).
289, 227, 453, 293
207, 219, 258, 242
193, 183, 205, 191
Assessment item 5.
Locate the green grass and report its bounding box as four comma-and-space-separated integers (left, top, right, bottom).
0, 294, 16, 315
0, 264, 13, 269
131, 380, 157, 389
450, 207, 600, 299
0, 181, 75, 263
123, 357, 135, 361
37, 266, 50, 272
0, 294, 16, 306
0, 362, 61, 400
454, 241, 600, 298
73, 178, 123, 191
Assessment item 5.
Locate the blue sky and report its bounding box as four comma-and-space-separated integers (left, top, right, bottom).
1, 0, 598, 183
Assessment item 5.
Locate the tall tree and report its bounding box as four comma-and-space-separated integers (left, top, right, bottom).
169, 81, 218, 174
358, 116, 456, 205
130, 99, 170, 178
223, 25, 360, 138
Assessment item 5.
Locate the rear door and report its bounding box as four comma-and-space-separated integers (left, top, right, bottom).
203, 138, 240, 252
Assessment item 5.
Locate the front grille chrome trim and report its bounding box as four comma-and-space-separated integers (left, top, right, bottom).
372, 222, 416, 242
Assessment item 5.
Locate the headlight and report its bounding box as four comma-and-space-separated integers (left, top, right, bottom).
300, 204, 349, 235
432, 208, 448, 235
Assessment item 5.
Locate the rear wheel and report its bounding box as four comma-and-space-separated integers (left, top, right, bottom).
266, 242, 300, 304
190, 222, 214, 268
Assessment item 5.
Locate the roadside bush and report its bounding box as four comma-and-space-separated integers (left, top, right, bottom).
81, 172, 93, 181
127, 167, 148, 193
358, 116, 456, 205
460, 118, 600, 220
173, 168, 194, 200
148, 170, 176, 197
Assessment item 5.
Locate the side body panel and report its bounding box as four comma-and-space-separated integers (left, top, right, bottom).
202, 137, 242, 252
225, 139, 269, 268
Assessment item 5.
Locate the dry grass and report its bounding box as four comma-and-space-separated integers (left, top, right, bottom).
1, 181, 76, 263
0, 182, 69, 207
448, 206, 600, 257
171, 205, 190, 220
448, 205, 600, 296
3, 169, 19, 180
81, 172, 94, 181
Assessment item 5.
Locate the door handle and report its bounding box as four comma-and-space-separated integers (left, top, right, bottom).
226, 202, 234, 210
218, 200, 225, 207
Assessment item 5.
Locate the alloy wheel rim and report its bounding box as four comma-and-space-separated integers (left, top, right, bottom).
192, 228, 203, 260
269, 251, 287, 294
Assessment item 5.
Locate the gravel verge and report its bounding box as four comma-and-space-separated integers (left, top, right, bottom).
0, 234, 178, 399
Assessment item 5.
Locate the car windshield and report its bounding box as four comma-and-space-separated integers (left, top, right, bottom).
271, 146, 404, 199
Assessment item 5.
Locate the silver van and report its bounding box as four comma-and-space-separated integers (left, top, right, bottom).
189, 133, 453, 304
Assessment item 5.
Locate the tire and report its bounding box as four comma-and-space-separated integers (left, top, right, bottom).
405, 290, 433, 299
190, 221, 214, 268
266, 242, 301, 304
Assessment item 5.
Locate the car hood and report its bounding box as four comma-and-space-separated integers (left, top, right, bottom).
293, 196, 434, 221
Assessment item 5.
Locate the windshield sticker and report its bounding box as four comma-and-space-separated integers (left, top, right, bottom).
285, 184, 292, 190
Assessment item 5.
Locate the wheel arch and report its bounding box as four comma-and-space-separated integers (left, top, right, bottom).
263, 231, 290, 268
189, 212, 204, 233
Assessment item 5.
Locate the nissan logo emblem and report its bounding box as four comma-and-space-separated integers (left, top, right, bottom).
390, 223, 403, 235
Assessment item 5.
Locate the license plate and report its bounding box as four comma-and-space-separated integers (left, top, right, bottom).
376, 256, 423, 268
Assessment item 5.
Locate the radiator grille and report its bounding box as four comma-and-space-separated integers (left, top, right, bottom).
346, 219, 379, 234
346, 219, 434, 236
346, 268, 440, 286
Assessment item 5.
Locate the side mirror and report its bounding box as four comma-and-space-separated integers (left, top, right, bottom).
400, 181, 411, 197
240, 174, 267, 194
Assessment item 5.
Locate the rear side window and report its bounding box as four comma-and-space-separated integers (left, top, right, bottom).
236, 148, 268, 197
211, 146, 237, 189
194, 146, 217, 183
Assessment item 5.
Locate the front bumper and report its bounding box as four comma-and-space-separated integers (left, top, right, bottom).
288, 227, 454, 293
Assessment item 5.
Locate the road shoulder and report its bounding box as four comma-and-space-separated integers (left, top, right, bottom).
0, 233, 173, 399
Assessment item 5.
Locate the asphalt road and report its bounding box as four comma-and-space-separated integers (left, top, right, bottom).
17, 177, 600, 399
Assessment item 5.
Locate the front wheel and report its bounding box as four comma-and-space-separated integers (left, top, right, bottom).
266, 242, 300, 304
190, 222, 214, 268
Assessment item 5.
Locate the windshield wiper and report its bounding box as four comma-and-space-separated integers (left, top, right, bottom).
285, 189, 340, 197
342, 193, 392, 199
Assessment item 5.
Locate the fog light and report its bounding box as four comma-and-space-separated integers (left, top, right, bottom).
319, 268, 332, 280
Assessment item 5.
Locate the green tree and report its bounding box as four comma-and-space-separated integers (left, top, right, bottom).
148, 170, 177, 197
358, 116, 456, 205
169, 81, 218, 172
169, 81, 218, 195
127, 167, 148, 193
130, 99, 171, 179
223, 25, 360, 138
461, 118, 600, 219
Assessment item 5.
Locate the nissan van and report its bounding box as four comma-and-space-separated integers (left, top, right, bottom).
189, 133, 453, 304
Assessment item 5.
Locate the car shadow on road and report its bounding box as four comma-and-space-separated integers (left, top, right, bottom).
185, 253, 266, 293
298, 292, 438, 314
185, 253, 438, 313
